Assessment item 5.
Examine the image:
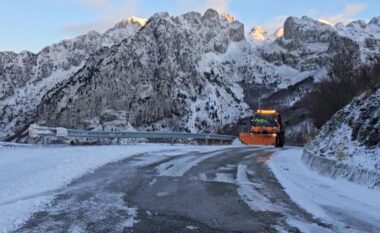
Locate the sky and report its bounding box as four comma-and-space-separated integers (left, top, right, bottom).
1, 0, 379, 53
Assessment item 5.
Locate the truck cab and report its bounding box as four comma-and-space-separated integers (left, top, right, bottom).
240, 109, 285, 147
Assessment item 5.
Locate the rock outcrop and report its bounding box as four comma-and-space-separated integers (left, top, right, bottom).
249, 26, 267, 42
303, 85, 380, 187
0, 17, 146, 139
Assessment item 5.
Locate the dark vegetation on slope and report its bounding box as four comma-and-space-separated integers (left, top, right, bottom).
302, 84, 380, 187
305, 54, 380, 128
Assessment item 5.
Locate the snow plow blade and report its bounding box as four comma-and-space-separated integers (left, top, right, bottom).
239, 133, 276, 145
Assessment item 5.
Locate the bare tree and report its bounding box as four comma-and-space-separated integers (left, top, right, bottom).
306, 54, 380, 128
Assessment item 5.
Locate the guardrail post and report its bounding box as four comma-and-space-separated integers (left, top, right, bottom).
171, 138, 174, 145
205, 135, 209, 145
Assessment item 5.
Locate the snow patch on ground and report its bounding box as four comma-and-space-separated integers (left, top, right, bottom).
198, 171, 235, 184
286, 217, 334, 233
156, 150, 225, 177
236, 163, 276, 212
186, 225, 198, 230
269, 148, 380, 233
232, 138, 243, 145
304, 87, 380, 187
0, 144, 237, 233
307, 122, 380, 174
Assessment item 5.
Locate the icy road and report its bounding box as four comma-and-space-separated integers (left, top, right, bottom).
0, 144, 379, 233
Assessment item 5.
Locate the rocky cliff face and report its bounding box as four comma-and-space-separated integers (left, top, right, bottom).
253, 16, 380, 142
249, 26, 267, 42
258, 16, 380, 83
303, 85, 380, 187
36, 10, 251, 134
1, 10, 380, 141
0, 18, 145, 139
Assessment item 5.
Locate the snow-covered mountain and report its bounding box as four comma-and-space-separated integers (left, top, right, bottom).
258, 16, 380, 86
303, 85, 380, 187
1, 10, 380, 141
249, 26, 267, 42
36, 10, 252, 134
248, 26, 283, 43
0, 17, 146, 139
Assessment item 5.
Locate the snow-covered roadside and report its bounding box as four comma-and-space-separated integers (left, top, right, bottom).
0, 144, 236, 233
269, 148, 380, 232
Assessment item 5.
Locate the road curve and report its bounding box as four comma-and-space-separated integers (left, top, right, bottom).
15, 147, 332, 233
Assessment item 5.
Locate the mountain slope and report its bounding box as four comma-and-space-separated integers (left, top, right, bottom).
0, 18, 146, 139
1, 11, 380, 141
303, 85, 380, 187
35, 10, 252, 133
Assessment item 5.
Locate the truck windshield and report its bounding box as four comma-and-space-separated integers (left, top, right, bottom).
253, 115, 277, 126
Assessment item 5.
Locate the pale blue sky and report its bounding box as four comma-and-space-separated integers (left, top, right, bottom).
1, 0, 379, 53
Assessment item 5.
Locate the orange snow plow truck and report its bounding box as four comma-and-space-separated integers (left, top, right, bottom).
239, 109, 285, 147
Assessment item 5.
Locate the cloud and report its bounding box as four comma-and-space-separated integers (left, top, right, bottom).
319, 3, 368, 25
64, 0, 139, 34
201, 0, 229, 13
260, 15, 288, 34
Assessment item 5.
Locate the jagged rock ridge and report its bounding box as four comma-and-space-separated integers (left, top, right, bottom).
0, 10, 380, 141
0, 17, 146, 139
36, 10, 251, 134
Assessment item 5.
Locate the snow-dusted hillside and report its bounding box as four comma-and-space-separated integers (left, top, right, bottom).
0, 17, 146, 140
303, 85, 380, 187
270, 148, 380, 232
32, 10, 249, 134
257, 16, 380, 87
0, 143, 234, 232
1, 10, 380, 141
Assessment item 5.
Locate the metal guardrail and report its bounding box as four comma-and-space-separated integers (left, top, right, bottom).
28, 124, 236, 144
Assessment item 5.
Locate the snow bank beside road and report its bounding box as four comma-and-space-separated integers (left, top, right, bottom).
269, 148, 380, 233
0, 144, 234, 233
303, 86, 380, 188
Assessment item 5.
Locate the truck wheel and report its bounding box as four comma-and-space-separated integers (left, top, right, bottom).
279, 132, 285, 147
275, 135, 280, 147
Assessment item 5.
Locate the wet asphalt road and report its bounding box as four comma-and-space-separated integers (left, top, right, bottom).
14, 147, 331, 233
